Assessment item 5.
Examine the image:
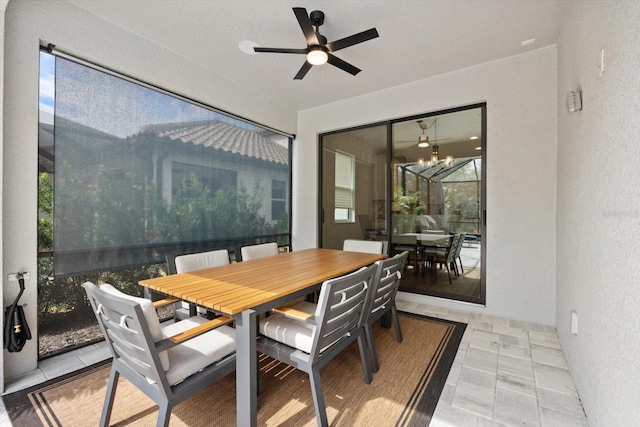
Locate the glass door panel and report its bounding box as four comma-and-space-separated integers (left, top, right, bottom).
320, 125, 388, 250
319, 104, 485, 305
391, 106, 485, 304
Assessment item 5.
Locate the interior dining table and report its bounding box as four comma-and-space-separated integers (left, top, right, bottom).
139, 247, 386, 427
401, 232, 452, 247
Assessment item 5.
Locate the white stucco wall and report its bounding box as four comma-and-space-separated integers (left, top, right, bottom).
294, 46, 558, 325
2, 0, 296, 383
557, 1, 640, 425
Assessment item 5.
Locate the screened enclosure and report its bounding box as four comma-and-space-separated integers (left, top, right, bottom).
37, 49, 292, 357
395, 158, 482, 235
44, 52, 292, 278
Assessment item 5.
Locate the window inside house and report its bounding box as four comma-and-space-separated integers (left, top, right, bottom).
37, 49, 292, 358
334, 152, 356, 223
172, 163, 238, 201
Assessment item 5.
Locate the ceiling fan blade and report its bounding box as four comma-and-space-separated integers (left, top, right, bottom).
327, 54, 361, 76
294, 61, 313, 80
326, 28, 379, 52
293, 7, 320, 46
254, 47, 307, 54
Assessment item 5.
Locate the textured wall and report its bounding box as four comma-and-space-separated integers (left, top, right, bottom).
2, 0, 295, 382
295, 46, 558, 325
557, 1, 640, 425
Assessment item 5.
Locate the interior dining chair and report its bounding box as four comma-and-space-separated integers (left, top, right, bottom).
391, 234, 422, 276
452, 232, 466, 276
424, 234, 462, 284
364, 251, 408, 373
239, 241, 279, 261
168, 249, 230, 320
83, 282, 236, 427
342, 238, 384, 254
256, 264, 377, 427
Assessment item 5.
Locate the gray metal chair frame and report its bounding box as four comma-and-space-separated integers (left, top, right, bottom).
452, 232, 465, 276
365, 251, 408, 373
83, 282, 236, 427
256, 264, 377, 427
424, 234, 461, 284
391, 234, 423, 276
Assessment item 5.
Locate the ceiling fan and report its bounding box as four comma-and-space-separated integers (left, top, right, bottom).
395, 119, 452, 149
253, 7, 379, 80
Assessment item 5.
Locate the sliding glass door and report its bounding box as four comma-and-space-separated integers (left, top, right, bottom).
320, 104, 486, 304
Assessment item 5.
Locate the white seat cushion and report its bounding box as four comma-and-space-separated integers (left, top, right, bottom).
259, 313, 315, 353
161, 317, 236, 386
99, 284, 170, 371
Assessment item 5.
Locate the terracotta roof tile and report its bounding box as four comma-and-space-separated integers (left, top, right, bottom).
141, 120, 288, 164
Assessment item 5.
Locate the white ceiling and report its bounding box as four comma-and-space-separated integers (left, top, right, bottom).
68, 0, 568, 112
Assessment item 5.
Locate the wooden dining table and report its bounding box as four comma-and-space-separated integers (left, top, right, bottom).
139, 247, 386, 427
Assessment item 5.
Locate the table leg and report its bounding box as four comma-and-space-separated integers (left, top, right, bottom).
236, 309, 257, 427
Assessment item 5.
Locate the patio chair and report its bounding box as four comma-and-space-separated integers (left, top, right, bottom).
423, 234, 462, 284
343, 238, 384, 254
452, 232, 465, 276
83, 282, 236, 427
167, 249, 230, 320
365, 251, 408, 373
239, 241, 279, 261
256, 264, 377, 427
391, 234, 423, 276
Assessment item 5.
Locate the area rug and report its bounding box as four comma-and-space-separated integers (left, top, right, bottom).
3, 312, 465, 426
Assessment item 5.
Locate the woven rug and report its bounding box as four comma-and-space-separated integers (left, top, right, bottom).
3, 312, 465, 426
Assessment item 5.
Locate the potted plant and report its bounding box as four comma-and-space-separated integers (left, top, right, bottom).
392, 187, 425, 233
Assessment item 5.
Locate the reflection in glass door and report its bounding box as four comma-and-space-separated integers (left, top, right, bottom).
320, 125, 388, 250
391, 105, 485, 303
319, 104, 485, 305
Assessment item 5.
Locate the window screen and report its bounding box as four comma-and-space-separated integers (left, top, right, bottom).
50, 54, 291, 277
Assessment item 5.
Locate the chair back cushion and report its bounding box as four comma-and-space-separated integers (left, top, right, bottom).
99, 283, 170, 371
175, 249, 230, 273
342, 239, 384, 254
240, 242, 279, 261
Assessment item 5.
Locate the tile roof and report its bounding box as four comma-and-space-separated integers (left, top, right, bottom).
140, 120, 288, 165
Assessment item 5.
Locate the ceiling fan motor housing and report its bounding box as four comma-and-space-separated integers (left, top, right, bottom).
310, 10, 325, 27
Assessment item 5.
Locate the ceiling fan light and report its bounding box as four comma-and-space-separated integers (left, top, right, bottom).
307, 49, 328, 65
417, 134, 429, 148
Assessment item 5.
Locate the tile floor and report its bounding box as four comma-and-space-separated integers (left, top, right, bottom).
0, 301, 589, 426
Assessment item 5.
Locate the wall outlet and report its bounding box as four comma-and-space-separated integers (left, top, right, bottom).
7, 272, 30, 281
571, 311, 578, 335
